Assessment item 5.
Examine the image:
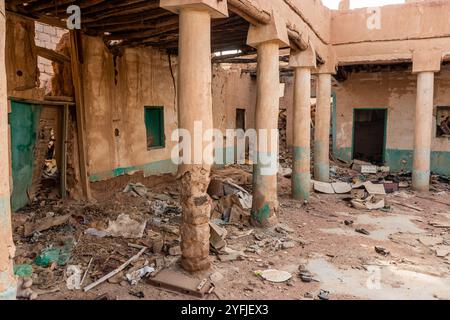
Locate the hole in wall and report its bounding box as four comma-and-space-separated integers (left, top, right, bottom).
17, 70, 23, 77
114, 128, 120, 137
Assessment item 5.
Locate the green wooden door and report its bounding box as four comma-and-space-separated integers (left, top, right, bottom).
145, 107, 165, 149
9, 101, 42, 212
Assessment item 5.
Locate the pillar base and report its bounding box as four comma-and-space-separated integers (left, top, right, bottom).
251, 163, 278, 228
412, 170, 431, 192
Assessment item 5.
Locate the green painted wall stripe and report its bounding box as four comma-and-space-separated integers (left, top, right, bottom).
90, 158, 177, 182
335, 147, 450, 176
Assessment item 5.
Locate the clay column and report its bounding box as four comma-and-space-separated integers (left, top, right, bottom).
411, 51, 441, 192
313, 73, 332, 182
160, 0, 228, 271
247, 13, 289, 227
0, 0, 17, 300
290, 46, 317, 201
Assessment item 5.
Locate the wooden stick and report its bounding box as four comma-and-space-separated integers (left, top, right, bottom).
127, 243, 148, 250
83, 247, 147, 292
80, 257, 94, 287
390, 200, 424, 212
416, 195, 450, 207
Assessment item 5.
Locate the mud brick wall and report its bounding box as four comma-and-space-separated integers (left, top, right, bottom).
35, 22, 67, 94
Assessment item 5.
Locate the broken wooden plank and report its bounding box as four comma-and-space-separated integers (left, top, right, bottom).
416, 195, 450, 207
24, 214, 71, 237
36, 46, 70, 63
69, 30, 91, 200
83, 247, 147, 292
390, 200, 424, 212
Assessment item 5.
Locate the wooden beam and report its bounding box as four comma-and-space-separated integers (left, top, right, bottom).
36, 46, 70, 63
69, 30, 91, 200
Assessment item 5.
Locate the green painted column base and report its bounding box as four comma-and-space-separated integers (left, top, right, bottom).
412, 170, 431, 192
314, 162, 330, 183
292, 146, 311, 201
314, 141, 330, 182
251, 160, 278, 228
292, 172, 310, 201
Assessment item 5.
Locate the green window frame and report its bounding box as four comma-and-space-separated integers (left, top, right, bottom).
144, 106, 165, 150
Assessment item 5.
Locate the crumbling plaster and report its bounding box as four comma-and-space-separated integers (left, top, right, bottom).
212, 64, 257, 163
334, 65, 450, 175
81, 36, 179, 182
331, 0, 450, 65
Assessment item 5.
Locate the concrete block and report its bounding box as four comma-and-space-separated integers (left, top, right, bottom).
247, 10, 289, 48
413, 50, 442, 73
160, 0, 228, 19
290, 42, 317, 69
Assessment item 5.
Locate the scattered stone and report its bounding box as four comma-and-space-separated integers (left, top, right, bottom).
168, 245, 182, 256
318, 289, 330, 300
375, 246, 390, 257
430, 221, 450, 229
299, 272, 314, 283
210, 221, 228, 251
152, 237, 164, 254
344, 220, 354, 226
418, 236, 443, 247
281, 241, 296, 249
435, 246, 450, 258
129, 290, 145, 299
304, 292, 314, 299
275, 224, 295, 234
355, 228, 370, 236
219, 248, 245, 262
210, 271, 224, 283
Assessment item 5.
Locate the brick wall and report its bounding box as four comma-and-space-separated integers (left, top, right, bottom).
35, 22, 67, 94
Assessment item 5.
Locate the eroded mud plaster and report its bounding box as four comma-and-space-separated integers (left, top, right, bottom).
81, 36, 179, 181
334, 66, 450, 175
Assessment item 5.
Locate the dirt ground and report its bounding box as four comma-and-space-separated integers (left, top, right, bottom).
11, 164, 450, 300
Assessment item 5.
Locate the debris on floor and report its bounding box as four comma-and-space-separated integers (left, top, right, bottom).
9, 164, 450, 300
257, 269, 292, 283
16, 278, 38, 300
106, 214, 147, 239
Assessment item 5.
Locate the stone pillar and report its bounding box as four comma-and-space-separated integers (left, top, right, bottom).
290, 46, 317, 201
161, 0, 228, 271
314, 73, 332, 182
0, 0, 17, 300
247, 12, 289, 227
411, 50, 441, 192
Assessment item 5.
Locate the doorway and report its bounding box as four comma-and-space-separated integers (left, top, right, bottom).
352, 109, 387, 164
236, 108, 246, 131
10, 101, 66, 211
235, 108, 247, 164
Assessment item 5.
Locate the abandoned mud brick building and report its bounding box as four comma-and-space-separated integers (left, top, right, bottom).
0, 0, 449, 300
